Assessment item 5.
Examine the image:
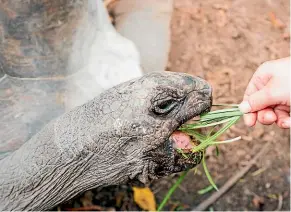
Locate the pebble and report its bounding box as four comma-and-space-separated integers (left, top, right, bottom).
265, 183, 271, 189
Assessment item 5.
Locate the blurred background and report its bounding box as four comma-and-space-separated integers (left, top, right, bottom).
0, 0, 290, 211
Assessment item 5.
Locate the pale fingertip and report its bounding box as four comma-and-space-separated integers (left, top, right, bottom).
263, 110, 277, 123
243, 113, 256, 127
282, 119, 291, 128
239, 101, 252, 114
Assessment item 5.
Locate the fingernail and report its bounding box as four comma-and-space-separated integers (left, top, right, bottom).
239, 101, 252, 113
282, 119, 291, 128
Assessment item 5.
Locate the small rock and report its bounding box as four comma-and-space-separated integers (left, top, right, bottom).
251, 126, 265, 138
205, 145, 216, 156
203, 17, 209, 24
265, 183, 271, 189
212, 3, 229, 11
242, 135, 253, 141
283, 32, 290, 40
202, 56, 211, 69
216, 10, 227, 27
236, 149, 246, 157
245, 154, 251, 160
192, 8, 203, 20
227, 25, 242, 39
243, 187, 252, 195
262, 133, 274, 142
5, 89, 13, 97
283, 191, 289, 198
231, 28, 241, 39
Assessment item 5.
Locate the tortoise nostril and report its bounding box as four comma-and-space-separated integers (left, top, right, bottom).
198, 88, 212, 98
203, 84, 212, 92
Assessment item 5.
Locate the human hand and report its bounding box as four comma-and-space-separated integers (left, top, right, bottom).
239, 57, 290, 128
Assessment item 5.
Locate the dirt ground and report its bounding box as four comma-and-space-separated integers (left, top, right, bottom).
57, 0, 290, 211
165, 0, 290, 210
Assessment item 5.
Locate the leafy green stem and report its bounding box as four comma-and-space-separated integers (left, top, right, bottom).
157, 170, 189, 211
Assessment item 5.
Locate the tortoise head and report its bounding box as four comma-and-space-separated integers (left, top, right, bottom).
76, 71, 212, 184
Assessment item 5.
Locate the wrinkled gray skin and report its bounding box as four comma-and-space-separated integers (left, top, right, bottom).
0, 72, 212, 211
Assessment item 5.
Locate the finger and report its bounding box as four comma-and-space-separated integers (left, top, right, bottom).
243, 83, 259, 101
257, 108, 277, 125
243, 112, 257, 127
240, 70, 272, 111
282, 118, 291, 128
242, 78, 262, 103
243, 62, 273, 100
274, 106, 291, 128
239, 87, 279, 113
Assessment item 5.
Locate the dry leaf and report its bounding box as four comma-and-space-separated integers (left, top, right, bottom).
252, 195, 264, 209
132, 187, 156, 211
268, 12, 285, 29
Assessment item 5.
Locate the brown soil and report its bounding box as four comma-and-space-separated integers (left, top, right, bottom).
160, 0, 290, 210
157, 0, 290, 210
57, 0, 290, 211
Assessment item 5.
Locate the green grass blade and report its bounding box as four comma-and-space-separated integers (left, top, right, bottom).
181, 117, 234, 129
212, 104, 239, 107
211, 136, 241, 145
176, 148, 189, 159
206, 126, 216, 138
170, 104, 244, 205
198, 185, 215, 195
215, 145, 219, 156
157, 170, 189, 211
184, 130, 206, 143
191, 142, 210, 152
200, 111, 243, 121
203, 107, 240, 113
206, 116, 240, 142
202, 152, 218, 191
180, 108, 243, 130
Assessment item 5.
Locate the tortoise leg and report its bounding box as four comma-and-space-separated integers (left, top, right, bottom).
0, 0, 174, 158
112, 0, 174, 74
0, 0, 89, 78
0, 0, 88, 157
0, 0, 143, 156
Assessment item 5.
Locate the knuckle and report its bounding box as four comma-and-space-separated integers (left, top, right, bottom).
258, 61, 272, 72
265, 88, 280, 102
248, 97, 256, 109
253, 75, 264, 86
264, 88, 273, 98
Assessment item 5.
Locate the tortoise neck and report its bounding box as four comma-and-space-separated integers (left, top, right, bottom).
0, 132, 126, 211
0, 98, 131, 211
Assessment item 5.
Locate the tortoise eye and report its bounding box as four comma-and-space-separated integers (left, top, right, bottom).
158, 99, 175, 110
153, 99, 178, 116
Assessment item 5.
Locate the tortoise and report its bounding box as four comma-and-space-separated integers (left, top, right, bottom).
0, 0, 174, 159
0, 0, 212, 210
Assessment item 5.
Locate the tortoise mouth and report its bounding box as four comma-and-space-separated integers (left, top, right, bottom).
167, 101, 212, 172
168, 131, 203, 173
151, 94, 212, 178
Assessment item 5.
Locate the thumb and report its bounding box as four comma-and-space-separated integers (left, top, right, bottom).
239, 87, 277, 113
